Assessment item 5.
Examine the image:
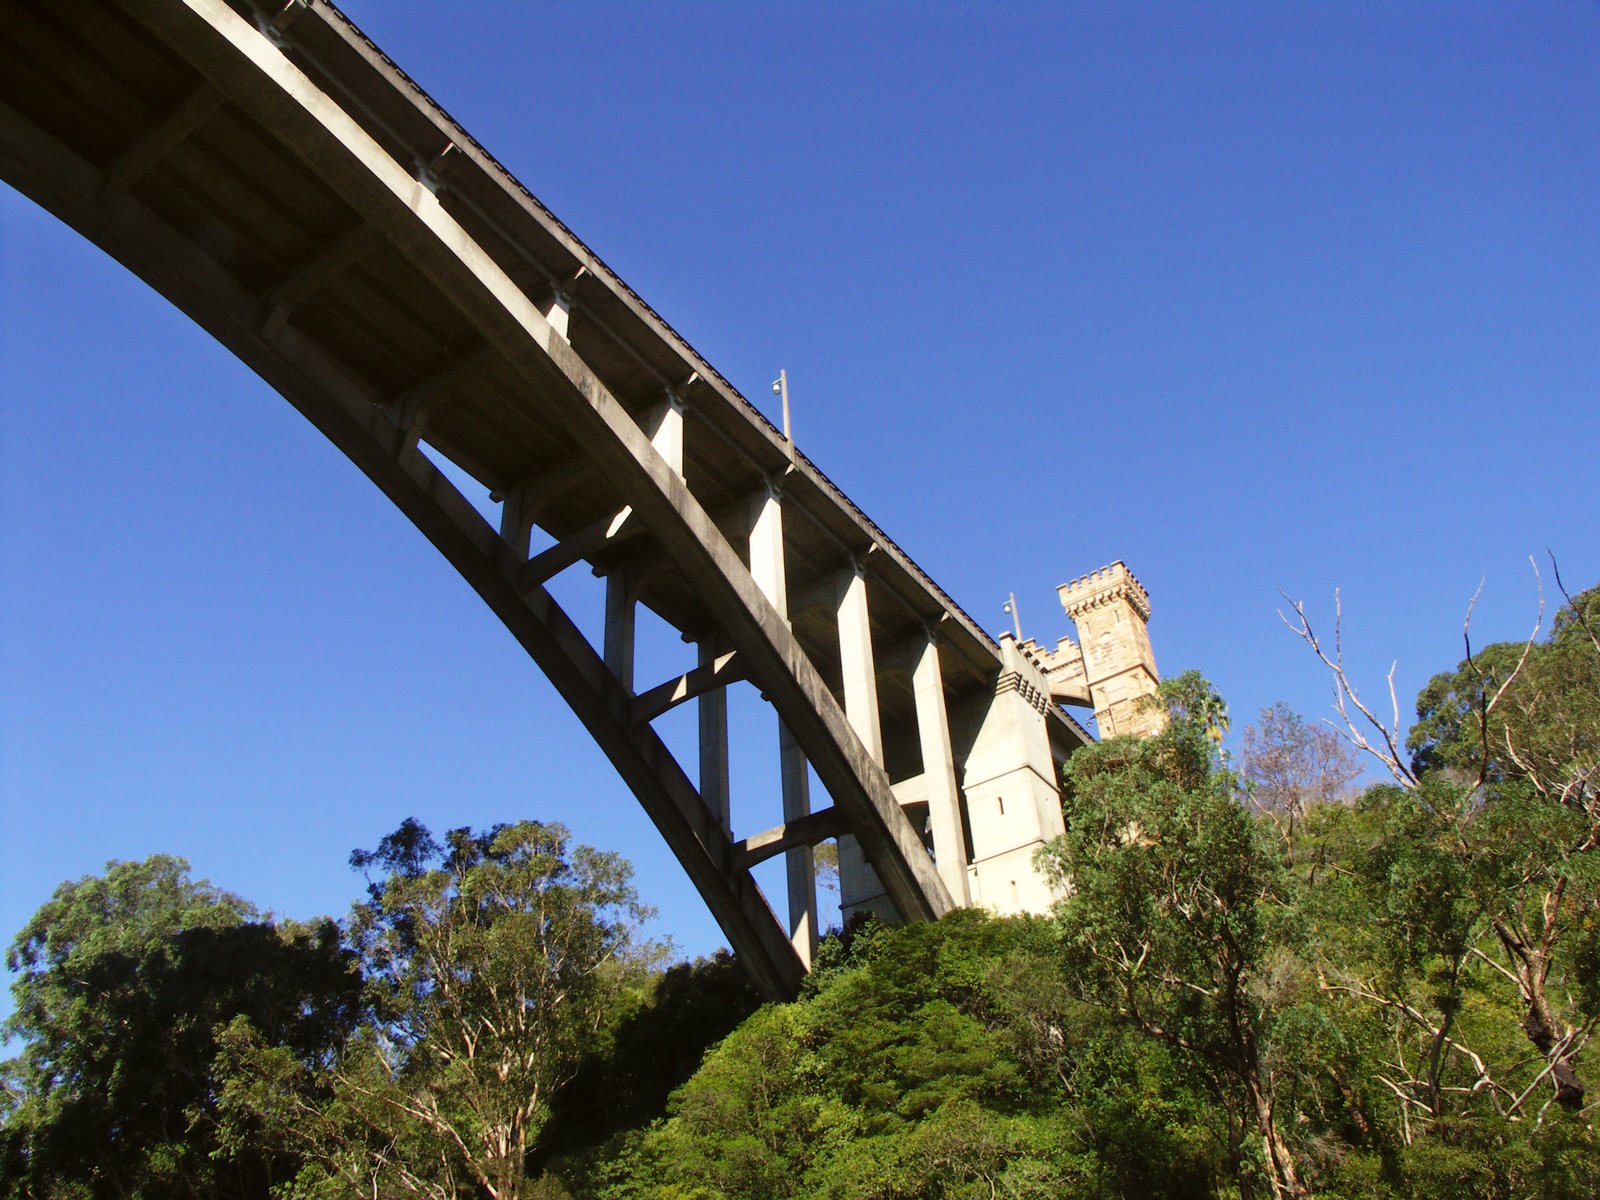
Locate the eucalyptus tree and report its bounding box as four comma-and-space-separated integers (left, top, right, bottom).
1, 856, 360, 1199
1040, 675, 1312, 1200
221, 819, 656, 1200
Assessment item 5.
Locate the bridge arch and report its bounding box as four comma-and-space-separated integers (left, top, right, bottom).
1, 0, 1096, 998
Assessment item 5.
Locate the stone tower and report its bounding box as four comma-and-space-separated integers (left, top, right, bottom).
840, 561, 1166, 927
1057, 562, 1164, 738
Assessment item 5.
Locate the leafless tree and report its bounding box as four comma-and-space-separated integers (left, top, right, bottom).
1239, 702, 1362, 856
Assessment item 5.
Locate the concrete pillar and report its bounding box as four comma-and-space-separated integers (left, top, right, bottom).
913, 632, 970, 904
748, 482, 816, 965
498, 485, 532, 558
778, 724, 816, 961
836, 566, 884, 759
641, 392, 684, 476
835, 564, 893, 922
698, 635, 731, 833
603, 570, 634, 692
605, 394, 683, 697
747, 482, 785, 606
543, 290, 571, 341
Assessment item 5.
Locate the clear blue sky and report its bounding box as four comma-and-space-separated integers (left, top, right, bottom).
3, 2, 1596, 991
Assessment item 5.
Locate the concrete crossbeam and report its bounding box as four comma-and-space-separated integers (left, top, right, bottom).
519, 507, 639, 592
632, 649, 745, 725
101, 81, 223, 197
734, 807, 844, 869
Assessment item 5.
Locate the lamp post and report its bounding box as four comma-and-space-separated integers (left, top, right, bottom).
1003, 593, 1022, 640
771, 369, 792, 457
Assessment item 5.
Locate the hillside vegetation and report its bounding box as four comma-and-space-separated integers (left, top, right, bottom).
4, 583, 1596, 1199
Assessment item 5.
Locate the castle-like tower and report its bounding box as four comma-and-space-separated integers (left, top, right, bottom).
1056, 562, 1165, 739
946, 563, 1165, 918
839, 561, 1165, 926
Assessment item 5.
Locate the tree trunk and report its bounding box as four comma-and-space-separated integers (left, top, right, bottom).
1249, 1076, 1309, 1200
1496, 919, 1586, 1109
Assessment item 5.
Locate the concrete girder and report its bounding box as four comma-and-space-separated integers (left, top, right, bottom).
0, 71, 811, 1000
100, 79, 223, 198
189, 0, 957, 923
386, 340, 501, 443
258, 222, 386, 338
6, 0, 956, 989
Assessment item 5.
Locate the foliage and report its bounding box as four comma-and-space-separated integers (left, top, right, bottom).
219, 819, 656, 1200
607, 914, 1063, 1199
1041, 674, 1313, 1199
533, 951, 762, 1182
597, 911, 1225, 1200
1316, 583, 1600, 1123
7, 579, 1598, 1200
1408, 583, 1599, 795
0, 856, 361, 1200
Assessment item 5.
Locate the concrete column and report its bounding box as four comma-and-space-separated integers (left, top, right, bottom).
913, 632, 970, 904
748, 483, 816, 966
543, 290, 571, 341
604, 395, 681, 698
641, 392, 684, 476
498, 485, 532, 558
778, 724, 816, 961
747, 483, 786, 610
603, 570, 634, 692
836, 565, 883, 760
835, 564, 892, 920
698, 635, 731, 833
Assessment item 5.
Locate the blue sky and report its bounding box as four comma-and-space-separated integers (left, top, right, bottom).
2, 2, 1596, 989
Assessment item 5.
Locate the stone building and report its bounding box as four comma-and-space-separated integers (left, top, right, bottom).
839, 560, 1166, 923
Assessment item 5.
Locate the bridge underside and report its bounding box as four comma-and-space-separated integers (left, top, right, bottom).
0, 0, 1096, 998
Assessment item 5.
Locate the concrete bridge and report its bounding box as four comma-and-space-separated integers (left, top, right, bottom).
0, 0, 1161, 999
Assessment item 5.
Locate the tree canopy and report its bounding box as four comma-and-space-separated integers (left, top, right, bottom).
218, 819, 658, 1200
5, 581, 1597, 1200
1, 856, 360, 1199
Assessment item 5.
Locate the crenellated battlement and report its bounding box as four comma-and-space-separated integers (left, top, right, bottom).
1059, 561, 1151, 622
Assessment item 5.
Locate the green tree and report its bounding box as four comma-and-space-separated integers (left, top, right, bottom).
533, 951, 761, 1184
1040, 674, 1311, 1200
0, 856, 360, 1199
1317, 582, 1600, 1115
222, 819, 655, 1200
1408, 582, 1599, 795
616, 913, 1102, 1200
1406, 642, 1531, 780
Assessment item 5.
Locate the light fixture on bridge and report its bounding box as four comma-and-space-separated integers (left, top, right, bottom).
771, 368, 792, 448
1003, 593, 1023, 640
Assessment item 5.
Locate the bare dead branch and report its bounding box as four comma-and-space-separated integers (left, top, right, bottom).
1461, 557, 1544, 786
1279, 591, 1419, 787
1551, 551, 1600, 654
